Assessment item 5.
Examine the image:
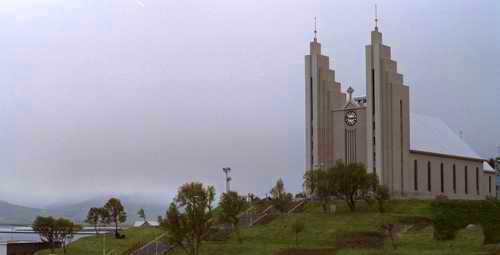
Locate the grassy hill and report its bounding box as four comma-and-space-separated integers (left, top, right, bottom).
36, 200, 497, 255
170, 200, 491, 255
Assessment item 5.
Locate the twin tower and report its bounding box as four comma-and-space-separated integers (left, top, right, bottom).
305, 26, 410, 195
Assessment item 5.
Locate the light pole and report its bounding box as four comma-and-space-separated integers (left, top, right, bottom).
222, 167, 232, 193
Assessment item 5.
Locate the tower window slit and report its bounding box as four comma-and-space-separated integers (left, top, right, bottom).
453, 164, 456, 194
414, 160, 418, 191
440, 163, 444, 193
465, 166, 468, 195
427, 161, 431, 192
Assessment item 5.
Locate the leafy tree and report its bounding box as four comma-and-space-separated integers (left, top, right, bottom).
207, 186, 216, 213
303, 168, 318, 196
33, 216, 58, 253
33, 216, 81, 254
104, 198, 127, 238
57, 218, 82, 254
85, 207, 101, 234
330, 161, 378, 212
304, 168, 334, 213
290, 219, 305, 247
219, 191, 248, 242
138, 208, 147, 223
161, 182, 216, 255
374, 185, 390, 213
270, 178, 291, 213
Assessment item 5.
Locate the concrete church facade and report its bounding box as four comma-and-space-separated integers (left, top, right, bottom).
305, 25, 496, 199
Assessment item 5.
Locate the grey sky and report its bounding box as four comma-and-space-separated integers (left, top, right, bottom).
0, 0, 498, 207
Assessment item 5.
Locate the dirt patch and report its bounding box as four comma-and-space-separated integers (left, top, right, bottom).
274, 248, 336, 255
335, 231, 384, 249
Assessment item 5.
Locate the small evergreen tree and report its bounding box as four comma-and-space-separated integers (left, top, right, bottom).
220, 191, 248, 242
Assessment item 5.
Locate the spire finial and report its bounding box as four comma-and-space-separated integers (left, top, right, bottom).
314, 16, 318, 41
347, 86, 354, 101
374, 4, 379, 31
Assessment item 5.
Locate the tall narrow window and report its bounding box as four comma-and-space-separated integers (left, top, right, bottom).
453, 164, 456, 193
371, 69, 375, 115
465, 166, 468, 194
440, 163, 444, 193
427, 161, 432, 192
414, 160, 418, 191
476, 167, 480, 195
489, 176, 492, 194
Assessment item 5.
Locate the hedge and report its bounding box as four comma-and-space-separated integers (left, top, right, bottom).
431, 199, 500, 244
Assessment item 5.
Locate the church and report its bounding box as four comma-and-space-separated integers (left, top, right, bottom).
304, 23, 496, 199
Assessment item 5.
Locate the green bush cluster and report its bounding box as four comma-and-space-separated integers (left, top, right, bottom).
431, 199, 500, 244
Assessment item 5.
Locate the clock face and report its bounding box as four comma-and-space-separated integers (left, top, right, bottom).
345, 111, 358, 126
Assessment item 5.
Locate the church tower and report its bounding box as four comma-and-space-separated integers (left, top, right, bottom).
305, 22, 344, 171
365, 23, 410, 195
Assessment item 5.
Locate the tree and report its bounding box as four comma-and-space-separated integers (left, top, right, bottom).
138, 208, 147, 223
104, 198, 127, 238
330, 161, 378, 212
219, 191, 248, 242
161, 182, 216, 255
304, 168, 335, 213
85, 207, 101, 234
270, 178, 291, 213
33, 216, 81, 254
374, 185, 390, 213
33, 216, 58, 253
290, 219, 305, 247
56, 218, 82, 254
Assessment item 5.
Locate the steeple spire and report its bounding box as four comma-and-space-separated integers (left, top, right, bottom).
374, 4, 379, 31
314, 16, 318, 41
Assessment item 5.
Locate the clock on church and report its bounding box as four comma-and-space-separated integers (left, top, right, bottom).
345, 110, 358, 126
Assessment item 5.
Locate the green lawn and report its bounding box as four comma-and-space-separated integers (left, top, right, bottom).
35, 200, 493, 255
170, 200, 490, 255
35, 226, 164, 255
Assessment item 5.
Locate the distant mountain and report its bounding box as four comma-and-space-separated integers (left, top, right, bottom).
47, 194, 170, 225
0, 194, 171, 225
0, 200, 45, 225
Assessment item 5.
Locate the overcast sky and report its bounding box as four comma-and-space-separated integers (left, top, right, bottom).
0, 0, 498, 207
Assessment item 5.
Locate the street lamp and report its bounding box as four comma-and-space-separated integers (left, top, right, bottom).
222, 167, 232, 193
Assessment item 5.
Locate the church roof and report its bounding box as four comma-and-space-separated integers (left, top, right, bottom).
410, 113, 484, 161
483, 162, 496, 173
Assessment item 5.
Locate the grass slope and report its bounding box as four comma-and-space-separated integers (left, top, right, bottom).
171, 200, 487, 255
36, 226, 164, 255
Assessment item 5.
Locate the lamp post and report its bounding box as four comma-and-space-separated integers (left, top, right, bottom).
223, 167, 232, 193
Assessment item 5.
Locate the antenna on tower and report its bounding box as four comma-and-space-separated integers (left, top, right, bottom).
314, 16, 318, 41
374, 4, 379, 31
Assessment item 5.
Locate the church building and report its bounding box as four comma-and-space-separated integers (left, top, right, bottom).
305, 23, 496, 199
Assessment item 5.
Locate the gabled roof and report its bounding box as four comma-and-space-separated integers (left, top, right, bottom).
483, 161, 496, 173
133, 221, 160, 227
410, 113, 483, 161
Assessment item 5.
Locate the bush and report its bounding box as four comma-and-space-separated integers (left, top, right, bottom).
431, 199, 500, 244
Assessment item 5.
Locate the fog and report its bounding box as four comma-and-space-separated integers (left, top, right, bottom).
0, 0, 498, 207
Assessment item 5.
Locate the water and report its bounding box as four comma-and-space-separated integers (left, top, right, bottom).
0, 225, 92, 243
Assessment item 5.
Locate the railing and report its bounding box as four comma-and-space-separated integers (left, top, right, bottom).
128, 233, 174, 255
